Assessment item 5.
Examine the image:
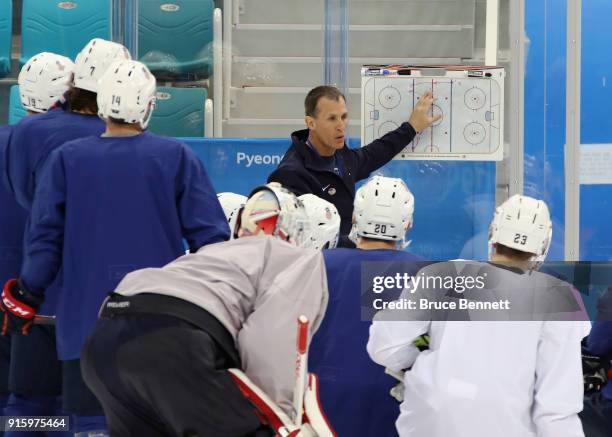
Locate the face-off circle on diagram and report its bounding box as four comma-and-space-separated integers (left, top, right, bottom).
378, 86, 402, 109
419, 144, 440, 153
463, 122, 486, 145
432, 104, 443, 126
464, 87, 486, 110
378, 121, 399, 137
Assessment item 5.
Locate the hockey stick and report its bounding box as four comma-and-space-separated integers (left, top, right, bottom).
293, 315, 309, 427
34, 315, 56, 325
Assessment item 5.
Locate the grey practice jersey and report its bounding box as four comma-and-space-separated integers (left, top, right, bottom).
115, 235, 329, 415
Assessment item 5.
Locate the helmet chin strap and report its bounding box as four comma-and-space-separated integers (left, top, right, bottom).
398, 238, 411, 250
348, 224, 359, 245
398, 223, 413, 250
488, 243, 495, 262
138, 98, 155, 130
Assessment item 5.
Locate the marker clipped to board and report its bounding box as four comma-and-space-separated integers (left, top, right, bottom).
363, 68, 393, 76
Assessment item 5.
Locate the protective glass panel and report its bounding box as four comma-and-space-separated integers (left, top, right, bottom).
523, 0, 566, 261
580, 0, 612, 261
577, 0, 612, 317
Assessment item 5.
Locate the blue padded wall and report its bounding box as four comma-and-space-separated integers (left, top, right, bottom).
183, 137, 495, 261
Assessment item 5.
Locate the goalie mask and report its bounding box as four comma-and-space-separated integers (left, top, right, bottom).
97, 60, 157, 129
238, 183, 310, 247
488, 194, 553, 265
217, 192, 248, 239
18, 52, 74, 113
349, 176, 415, 248
299, 194, 340, 250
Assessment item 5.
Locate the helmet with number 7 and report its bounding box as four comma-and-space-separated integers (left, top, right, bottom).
73, 38, 131, 93
349, 175, 415, 248
488, 194, 553, 264
97, 60, 157, 129
18, 52, 74, 113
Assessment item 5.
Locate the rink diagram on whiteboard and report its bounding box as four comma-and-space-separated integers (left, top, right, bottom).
361, 74, 504, 161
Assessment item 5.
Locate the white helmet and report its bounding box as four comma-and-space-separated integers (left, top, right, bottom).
97, 60, 157, 129
488, 194, 552, 264
217, 192, 248, 239
73, 38, 131, 92
349, 175, 415, 248
18, 52, 74, 113
299, 194, 340, 250
238, 183, 310, 247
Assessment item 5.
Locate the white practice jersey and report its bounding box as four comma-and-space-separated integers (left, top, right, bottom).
368, 261, 591, 437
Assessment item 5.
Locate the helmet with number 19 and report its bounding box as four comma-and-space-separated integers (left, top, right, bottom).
18, 52, 74, 113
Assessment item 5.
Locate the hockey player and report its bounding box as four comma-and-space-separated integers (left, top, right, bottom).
299, 194, 341, 250
580, 289, 612, 437
4, 39, 130, 210
368, 195, 591, 437
308, 175, 426, 437
218, 192, 248, 239
0, 110, 27, 413
0, 59, 229, 436
2, 41, 129, 436
217, 192, 342, 249
0, 52, 73, 429
0, 127, 17, 412
79, 184, 333, 436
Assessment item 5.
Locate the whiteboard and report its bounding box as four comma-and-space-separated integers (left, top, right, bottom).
361, 68, 505, 161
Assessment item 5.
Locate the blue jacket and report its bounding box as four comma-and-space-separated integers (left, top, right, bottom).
0, 125, 27, 282
268, 124, 417, 242
309, 247, 427, 437
22, 132, 230, 359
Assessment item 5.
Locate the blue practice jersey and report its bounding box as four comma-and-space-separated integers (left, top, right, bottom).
3, 107, 105, 210
0, 125, 27, 283
3, 108, 104, 316
22, 132, 230, 359
310, 248, 427, 437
